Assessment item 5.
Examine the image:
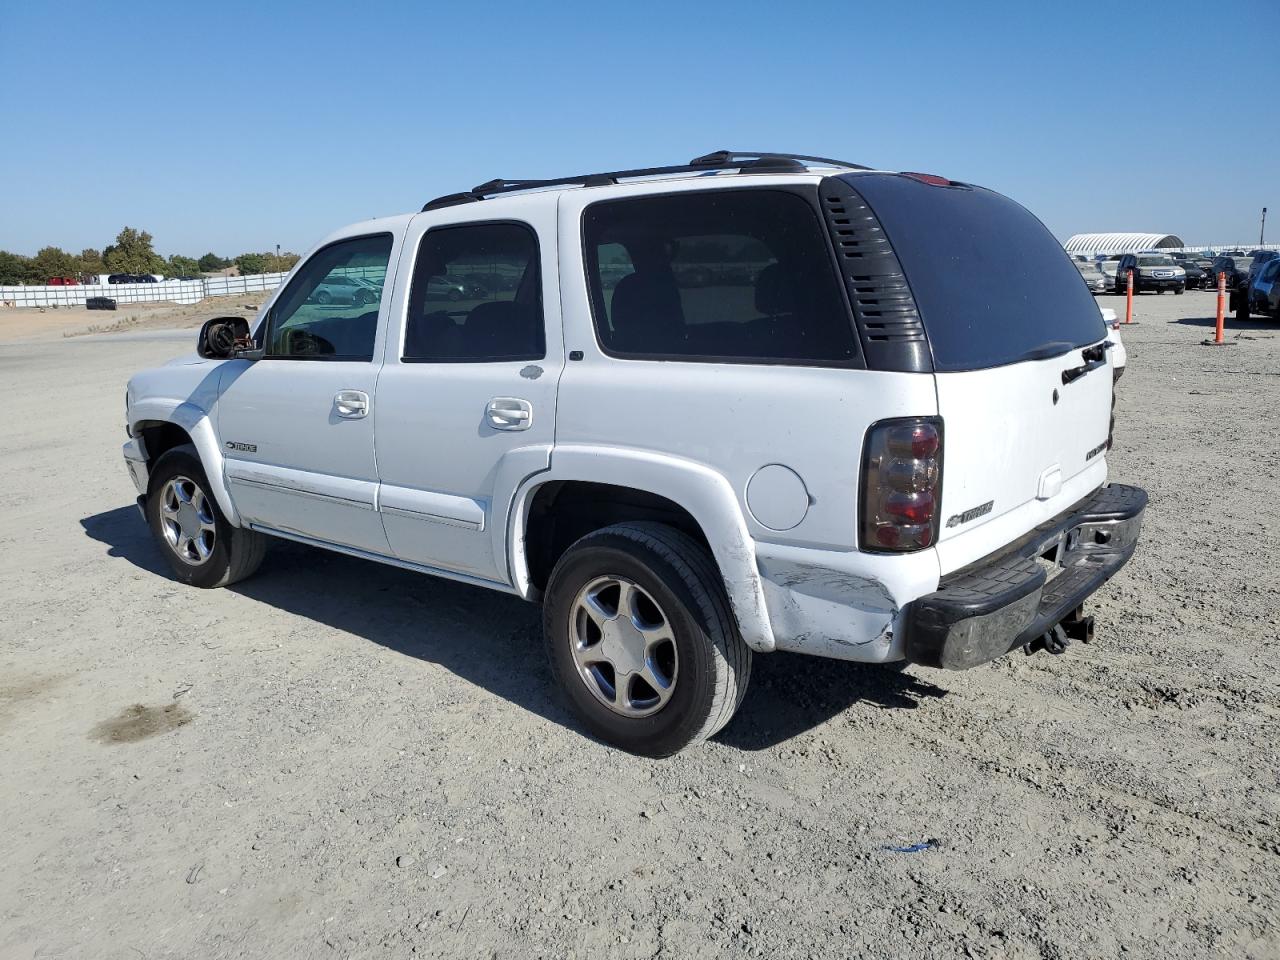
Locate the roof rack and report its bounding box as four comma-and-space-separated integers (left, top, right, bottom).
421, 151, 869, 211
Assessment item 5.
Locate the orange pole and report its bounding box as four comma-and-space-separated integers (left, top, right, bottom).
1214, 271, 1226, 344
1124, 268, 1134, 324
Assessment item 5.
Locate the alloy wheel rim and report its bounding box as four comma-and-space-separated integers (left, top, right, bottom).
159, 476, 216, 566
569, 575, 678, 718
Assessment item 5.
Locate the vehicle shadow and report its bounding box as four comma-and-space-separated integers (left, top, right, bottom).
1171, 315, 1280, 331
81, 505, 947, 752
717, 652, 948, 751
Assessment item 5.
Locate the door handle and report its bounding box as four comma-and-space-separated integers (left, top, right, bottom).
486, 397, 532, 431
335, 390, 370, 419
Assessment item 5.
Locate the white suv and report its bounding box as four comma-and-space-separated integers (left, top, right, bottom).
123, 151, 1146, 755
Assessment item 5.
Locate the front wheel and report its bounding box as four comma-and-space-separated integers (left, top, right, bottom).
542, 522, 751, 756
146, 445, 266, 588
1236, 295, 1251, 322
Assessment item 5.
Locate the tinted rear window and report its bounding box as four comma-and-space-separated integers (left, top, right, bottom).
582, 189, 859, 365
844, 174, 1104, 371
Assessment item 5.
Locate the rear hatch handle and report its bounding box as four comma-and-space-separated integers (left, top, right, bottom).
1061, 341, 1113, 385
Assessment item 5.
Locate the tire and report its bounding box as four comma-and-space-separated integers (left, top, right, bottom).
146, 444, 266, 588
1175, 285, 1184, 295
542, 522, 751, 757
315, 290, 332, 305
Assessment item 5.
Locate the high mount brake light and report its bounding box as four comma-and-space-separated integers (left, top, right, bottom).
901, 172, 953, 187
860, 418, 943, 552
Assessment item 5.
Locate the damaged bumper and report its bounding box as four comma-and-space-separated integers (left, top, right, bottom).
902, 483, 1147, 670
123, 438, 150, 498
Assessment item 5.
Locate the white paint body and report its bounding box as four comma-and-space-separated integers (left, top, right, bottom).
124, 171, 1120, 663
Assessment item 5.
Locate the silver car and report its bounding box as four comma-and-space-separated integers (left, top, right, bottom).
1075, 259, 1109, 294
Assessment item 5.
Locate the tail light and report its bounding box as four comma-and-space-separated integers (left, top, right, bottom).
860, 417, 943, 552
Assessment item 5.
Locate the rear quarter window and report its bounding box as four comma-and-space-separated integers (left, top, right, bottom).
842, 174, 1105, 372
582, 189, 859, 366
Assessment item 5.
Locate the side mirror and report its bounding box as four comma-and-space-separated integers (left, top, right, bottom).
197, 316, 255, 359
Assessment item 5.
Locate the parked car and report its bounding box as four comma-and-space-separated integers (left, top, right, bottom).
1114, 253, 1185, 294
1245, 249, 1280, 287
425, 276, 487, 301
307, 274, 380, 305
1179, 261, 1209, 289
47, 276, 80, 286
1074, 259, 1108, 293
1212, 254, 1253, 289
1097, 257, 1120, 287
1168, 253, 1212, 287
107, 273, 160, 284
123, 151, 1146, 755
1239, 258, 1280, 320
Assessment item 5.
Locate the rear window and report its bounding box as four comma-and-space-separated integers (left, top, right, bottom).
843, 174, 1105, 371
582, 189, 858, 365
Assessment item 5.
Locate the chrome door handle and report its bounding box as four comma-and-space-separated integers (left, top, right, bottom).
335, 390, 369, 419
486, 397, 532, 431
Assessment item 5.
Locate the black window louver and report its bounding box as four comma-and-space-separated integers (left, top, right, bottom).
819, 178, 932, 373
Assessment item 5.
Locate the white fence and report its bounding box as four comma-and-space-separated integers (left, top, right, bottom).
0, 272, 289, 309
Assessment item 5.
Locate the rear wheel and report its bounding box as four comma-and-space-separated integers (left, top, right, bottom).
146, 445, 266, 588
542, 522, 751, 756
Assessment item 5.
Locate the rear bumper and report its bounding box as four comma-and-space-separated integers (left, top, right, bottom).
902, 483, 1147, 670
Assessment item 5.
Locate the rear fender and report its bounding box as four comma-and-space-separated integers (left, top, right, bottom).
508, 445, 776, 653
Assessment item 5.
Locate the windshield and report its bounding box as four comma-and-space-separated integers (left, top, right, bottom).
840, 173, 1104, 372
1138, 256, 1174, 266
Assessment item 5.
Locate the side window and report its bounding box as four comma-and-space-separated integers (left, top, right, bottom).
582, 190, 857, 365
403, 222, 544, 362
263, 234, 392, 361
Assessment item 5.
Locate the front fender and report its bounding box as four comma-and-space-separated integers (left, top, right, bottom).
507, 445, 776, 653
130, 396, 240, 527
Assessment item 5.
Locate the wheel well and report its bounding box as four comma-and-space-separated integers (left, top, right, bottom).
136, 421, 193, 469
523, 481, 711, 593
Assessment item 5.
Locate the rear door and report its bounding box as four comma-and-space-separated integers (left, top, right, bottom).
837, 173, 1114, 573
373, 203, 562, 583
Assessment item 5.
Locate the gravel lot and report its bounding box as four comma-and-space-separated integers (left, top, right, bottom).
1, 290, 1277, 960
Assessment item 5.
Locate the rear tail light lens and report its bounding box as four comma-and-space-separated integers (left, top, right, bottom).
860, 417, 943, 552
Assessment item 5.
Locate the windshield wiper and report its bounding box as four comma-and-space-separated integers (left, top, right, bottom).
1017, 341, 1074, 362
1061, 342, 1112, 385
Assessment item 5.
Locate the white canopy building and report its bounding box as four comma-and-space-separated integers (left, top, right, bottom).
1063, 233, 1186, 255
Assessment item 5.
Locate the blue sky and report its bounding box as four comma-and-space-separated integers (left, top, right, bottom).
1, 0, 1275, 257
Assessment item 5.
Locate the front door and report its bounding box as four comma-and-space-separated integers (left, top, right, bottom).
374, 213, 562, 583
218, 232, 398, 554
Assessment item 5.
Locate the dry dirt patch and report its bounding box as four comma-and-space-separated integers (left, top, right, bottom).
0, 292, 264, 343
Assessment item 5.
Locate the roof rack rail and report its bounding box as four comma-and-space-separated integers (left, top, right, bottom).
421, 150, 869, 211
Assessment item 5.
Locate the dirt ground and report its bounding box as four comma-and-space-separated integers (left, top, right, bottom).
0, 293, 264, 343
1, 289, 1277, 960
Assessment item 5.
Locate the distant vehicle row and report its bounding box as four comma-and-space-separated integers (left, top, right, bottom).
1073, 249, 1280, 310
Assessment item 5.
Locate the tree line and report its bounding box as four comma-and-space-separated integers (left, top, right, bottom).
0, 227, 300, 285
